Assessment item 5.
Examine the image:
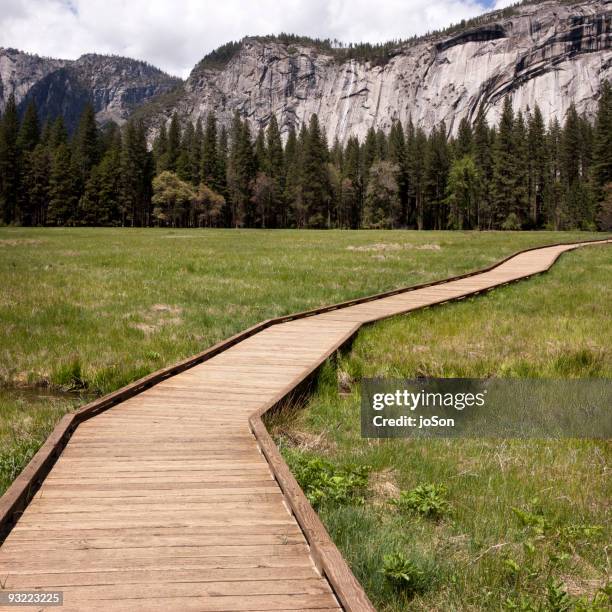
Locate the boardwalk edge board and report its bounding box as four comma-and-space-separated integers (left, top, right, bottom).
0, 237, 610, 610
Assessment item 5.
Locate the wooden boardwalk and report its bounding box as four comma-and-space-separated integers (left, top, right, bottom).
0, 239, 609, 611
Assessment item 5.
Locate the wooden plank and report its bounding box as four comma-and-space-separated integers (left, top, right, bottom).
10, 518, 297, 531
0, 554, 317, 573
36, 594, 340, 612
0, 566, 319, 588
1, 532, 305, 551
32, 487, 281, 500
0, 545, 312, 564
7, 524, 303, 541
14, 580, 332, 601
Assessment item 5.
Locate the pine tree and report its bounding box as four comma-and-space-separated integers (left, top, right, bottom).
445, 155, 481, 229
343, 135, 361, 228
166, 113, 181, 172
363, 161, 401, 228
49, 117, 68, 149
0, 94, 20, 223
17, 100, 40, 152
375, 129, 387, 161
561, 103, 588, 228
592, 80, 612, 201
388, 120, 408, 225
301, 114, 330, 228
240, 119, 257, 226
546, 117, 564, 228
15, 101, 42, 223
424, 123, 450, 229
39, 121, 51, 147
455, 117, 473, 158
283, 125, 301, 227
473, 110, 492, 228
81, 129, 122, 225
254, 127, 266, 173
330, 136, 343, 173
201, 113, 220, 190
191, 118, 203, 185
265, 115, 285, 227
578, 113, 594, 187
561, 104, 581, 187
99, 121, 120, 156
491, 97, 516, 228
98, 130, 123, 225
47, 143, 78, 225
512, 111, 529, 223
410, 127, 428, 229
153, 123, 169, 172
361, 127, 377, 191
216, 125, 229, 206
404, 118, 417, 226
72, 103, 99, 188
227, 113, 255, 227
527, 105, 547, 226
120, 120, 152, 226
23, 144, 50, 225
176, 121, 194, 183
80, 167, 102, 225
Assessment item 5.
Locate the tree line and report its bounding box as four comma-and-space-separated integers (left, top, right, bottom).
0, 82, 611, 230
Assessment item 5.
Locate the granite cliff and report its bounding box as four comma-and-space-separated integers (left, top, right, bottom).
162, 0, 611, 140
1, 0, 610, 139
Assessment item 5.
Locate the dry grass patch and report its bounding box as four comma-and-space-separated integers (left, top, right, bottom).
278, 428, 336, 453
347, 243, 404, 252
369, 468, 400, 505
0, 239, 43, 247
130, 304, 184, 334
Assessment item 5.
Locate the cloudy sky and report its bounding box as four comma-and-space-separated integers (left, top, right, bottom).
1, 0, 516, 78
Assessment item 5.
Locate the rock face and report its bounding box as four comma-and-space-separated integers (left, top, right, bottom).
0, 49, 68, 114
155, 0, 611, 140
0, 49, 180, 132
1, 0, 610, 140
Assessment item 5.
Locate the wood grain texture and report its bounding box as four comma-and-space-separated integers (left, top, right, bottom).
0, 238, 610, 611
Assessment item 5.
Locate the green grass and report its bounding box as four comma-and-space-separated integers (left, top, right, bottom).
0, 389, 83, 494
269, 245, 611, 611
1, 228, 600, 394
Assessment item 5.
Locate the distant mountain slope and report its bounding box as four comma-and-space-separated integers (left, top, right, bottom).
0, 48, 181, 131
145, 0, 610, 141
1, 0, 610, 139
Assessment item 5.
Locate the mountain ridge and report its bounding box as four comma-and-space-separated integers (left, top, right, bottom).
167, 0, 611, 142
1, 0, 610, 140
0, 47, 181, 132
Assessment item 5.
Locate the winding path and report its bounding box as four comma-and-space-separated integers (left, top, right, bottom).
0, 239, 609, 611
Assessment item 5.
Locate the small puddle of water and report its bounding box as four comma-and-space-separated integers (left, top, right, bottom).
0, 387, 96, 405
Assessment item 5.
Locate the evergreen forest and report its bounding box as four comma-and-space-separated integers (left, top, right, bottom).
0, 81, 611, 231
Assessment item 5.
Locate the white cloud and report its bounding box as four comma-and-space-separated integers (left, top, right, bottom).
0, 0, 492, 78
493, 0, 518, 8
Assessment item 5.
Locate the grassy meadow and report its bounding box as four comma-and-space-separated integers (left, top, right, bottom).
269, 244, 611, 611
0, 228, 601, 394
0, 228, 609, 609
7, 227, 595, 494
